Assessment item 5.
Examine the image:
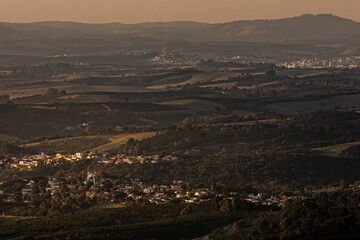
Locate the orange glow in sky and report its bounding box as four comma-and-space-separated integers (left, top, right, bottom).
0, 0, 358, 23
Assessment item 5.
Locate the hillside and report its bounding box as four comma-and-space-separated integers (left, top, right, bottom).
216, 14, 360, 42
0, 14, 359, 56
0, 140, 36, 156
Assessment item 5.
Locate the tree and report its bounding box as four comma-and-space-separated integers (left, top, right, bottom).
127, 138, 136, 146
265, 69, 276, 79
180, 205, 193, 215
219, 199, 233, 213
14, 192, 23, 202
257, 220, 270, 233
84, 125, 94, 135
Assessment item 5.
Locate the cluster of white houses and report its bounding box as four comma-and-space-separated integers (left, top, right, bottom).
0, 170, 316, 209
1, 152, 178, 171
1, 174, 212, 207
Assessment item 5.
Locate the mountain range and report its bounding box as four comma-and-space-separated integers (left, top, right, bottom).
0, 14, 359, 57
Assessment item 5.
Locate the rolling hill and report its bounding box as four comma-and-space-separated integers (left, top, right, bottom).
0, 14, 359, 56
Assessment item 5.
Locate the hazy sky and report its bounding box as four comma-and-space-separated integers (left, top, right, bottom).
0, 0, 359, 23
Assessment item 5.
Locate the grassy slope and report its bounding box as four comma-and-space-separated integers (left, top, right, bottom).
312, 140, 360, 156
88, 132, 157, 152
22, 132, 157, 153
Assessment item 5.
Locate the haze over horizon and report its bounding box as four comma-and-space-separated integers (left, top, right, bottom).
0, 0, 359, 24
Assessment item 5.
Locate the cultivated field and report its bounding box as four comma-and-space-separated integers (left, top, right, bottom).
147, 72, 239, 89
159, 99, 226, 112
262, 94, 360, 115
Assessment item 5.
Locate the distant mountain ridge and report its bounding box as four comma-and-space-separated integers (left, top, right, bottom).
0, 14, 359, 56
